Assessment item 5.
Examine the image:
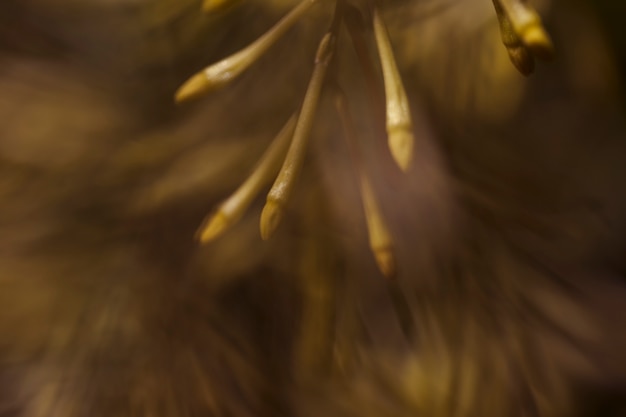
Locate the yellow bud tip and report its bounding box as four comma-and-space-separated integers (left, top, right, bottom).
389, 128, 414, 172
175, 72, 211, 103
507, 45, 535, 76
374, 246, 397, 279
197, 211, 230, 244
522, 26, 554, 60
202, 0, 226, 12
260, 200, 284, 240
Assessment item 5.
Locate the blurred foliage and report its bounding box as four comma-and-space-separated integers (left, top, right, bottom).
0, 0, 625, 416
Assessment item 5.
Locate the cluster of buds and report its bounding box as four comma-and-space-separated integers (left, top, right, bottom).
175, 0, 553, 278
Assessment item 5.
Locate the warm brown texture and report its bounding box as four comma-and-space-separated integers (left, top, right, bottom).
0, 0, 625, 416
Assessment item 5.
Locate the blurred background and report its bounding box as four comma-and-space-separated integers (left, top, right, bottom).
0, 0, 625, 416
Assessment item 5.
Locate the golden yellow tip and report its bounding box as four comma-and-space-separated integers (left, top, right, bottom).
197, 211, 230, 243
202, 0, 232, 12
175, 72, 211, 103
388, 128, 414, 172
260, 200, 284, 240
522, 26, 554, 60
374, 246, 397, 279
507, 45, 534, 76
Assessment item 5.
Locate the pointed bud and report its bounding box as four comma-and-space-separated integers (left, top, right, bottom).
493, 0, 535, 75
202, 0, 240, 13
522, 24, 554, 60
334, 88, 398, 279
360, 177, 397, 279
387, 126, 414, 172
372, 9, 415, 172
373, 246, 397, 280
493, 0, 554, 75
196, 115, 296, 243
175, 0, 319, 103
175, 73, 212, 103
197, 211, 229, 243
261, 31, 336, 240
259, 200, 284, 240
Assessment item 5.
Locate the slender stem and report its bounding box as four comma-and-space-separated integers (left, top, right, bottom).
196, 115, 297, 243
176, 0, 320, 102
260, 0, 345, 240
343, 5, 388, 153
